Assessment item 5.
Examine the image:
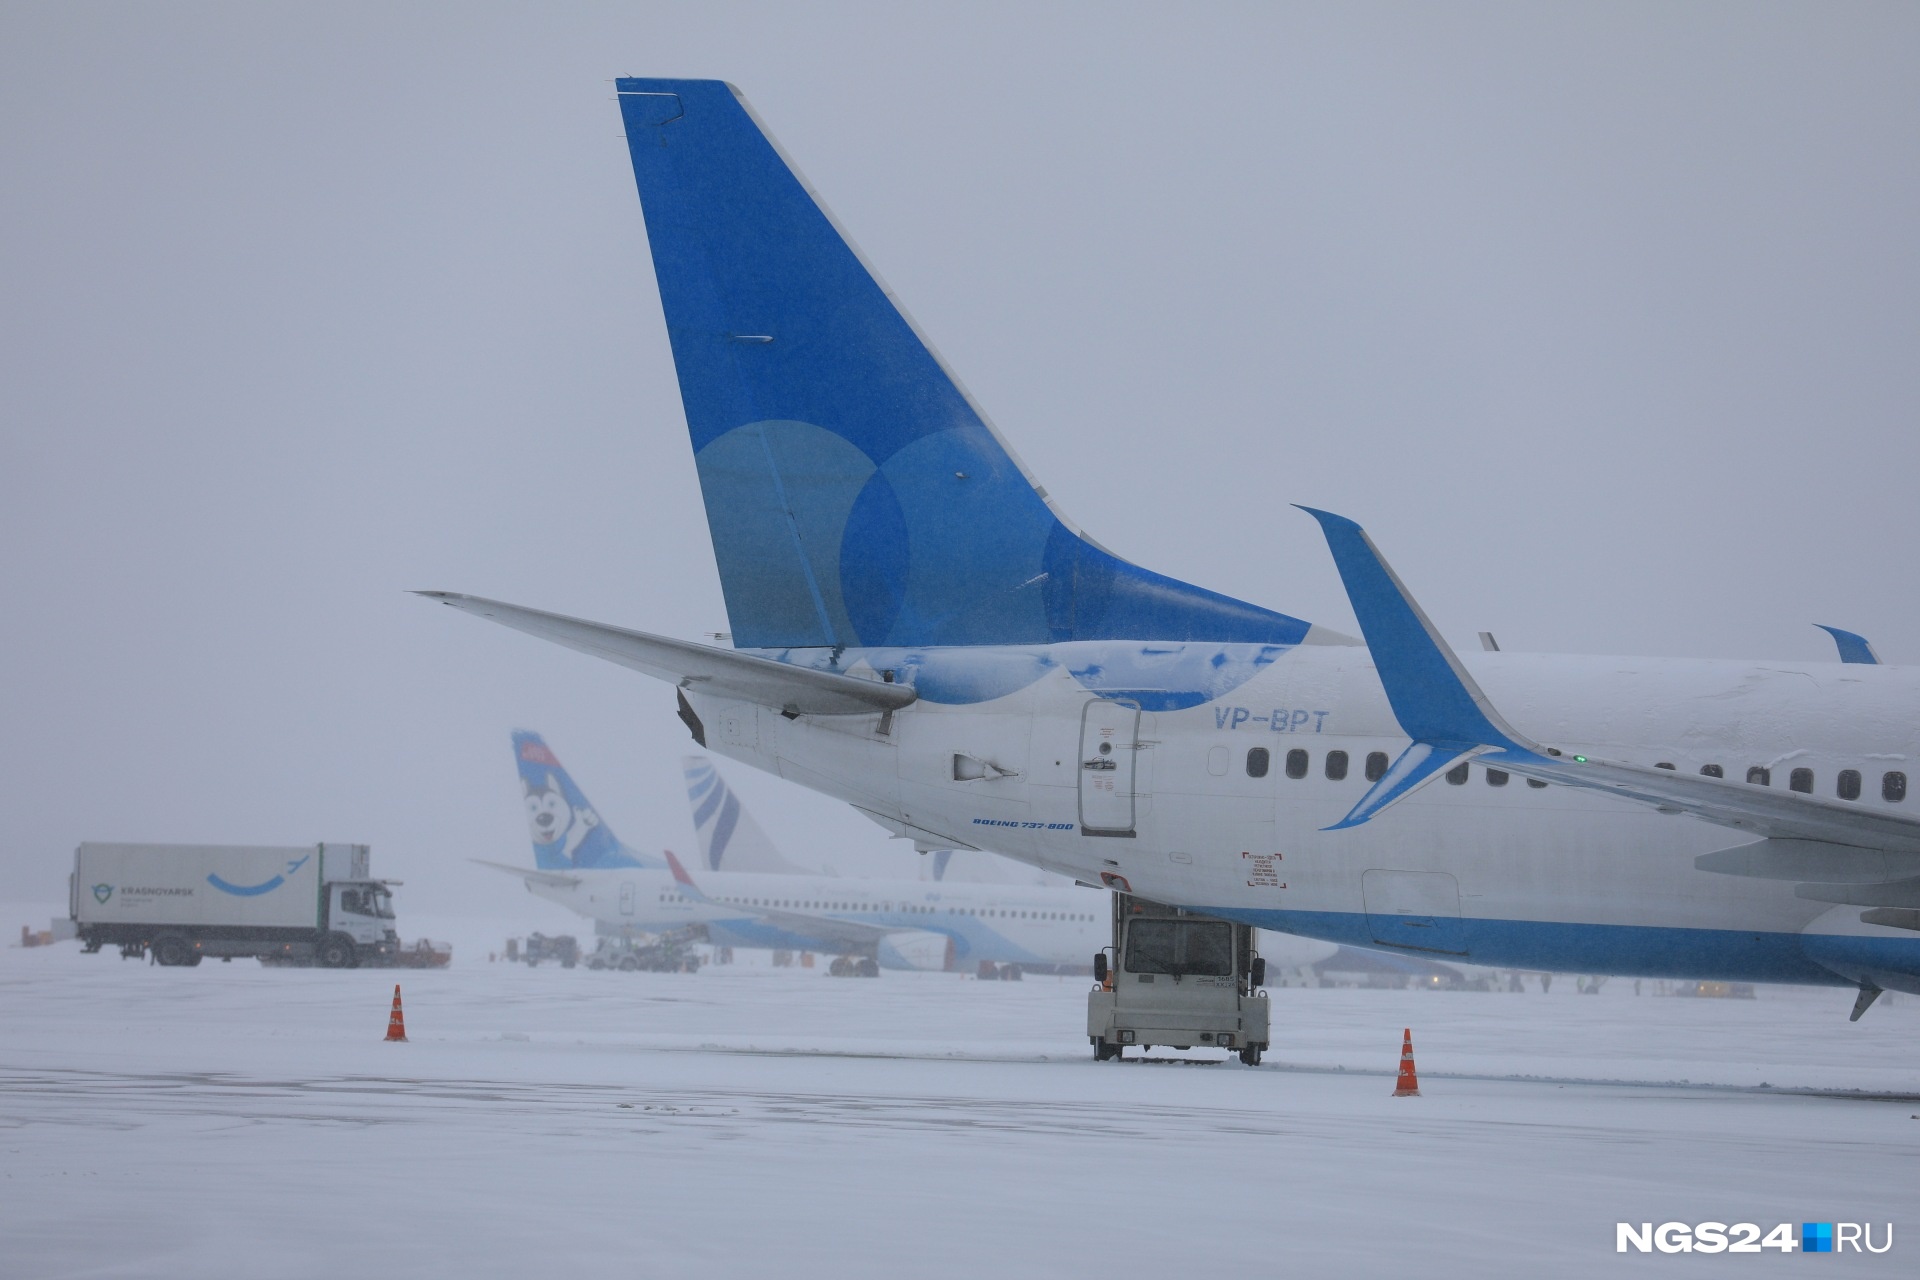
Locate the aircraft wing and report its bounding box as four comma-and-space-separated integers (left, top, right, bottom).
416, 592, 917, 716
1301, 508, 1920, 858
470, 858, 582, 889
661, 849, 899, 950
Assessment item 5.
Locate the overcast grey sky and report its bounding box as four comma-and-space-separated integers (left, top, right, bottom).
4, 2, 1918, 912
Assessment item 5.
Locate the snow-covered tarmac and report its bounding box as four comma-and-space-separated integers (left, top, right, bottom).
4, 924, 1915, 1278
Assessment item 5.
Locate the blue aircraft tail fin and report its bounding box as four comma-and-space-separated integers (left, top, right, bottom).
512, 731, 656, 870
616, 79, 1318, 652
681, 755, 809, 874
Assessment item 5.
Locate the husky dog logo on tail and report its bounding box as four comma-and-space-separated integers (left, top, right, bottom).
511, 730, 656, 871
523, 769, 601, 864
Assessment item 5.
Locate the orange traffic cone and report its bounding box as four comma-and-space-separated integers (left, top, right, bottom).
1392, 1027, 1420, 1096
384, 984, 408, 1042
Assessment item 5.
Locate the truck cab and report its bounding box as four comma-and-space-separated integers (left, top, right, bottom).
329, 881, 399, 959
1088, 894, 1269, 1065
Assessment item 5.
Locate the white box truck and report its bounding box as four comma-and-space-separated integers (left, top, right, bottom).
72, 842, 399, 969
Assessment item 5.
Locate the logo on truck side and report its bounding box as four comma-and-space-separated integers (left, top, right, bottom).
92, 883, 113, 904
205, 854, 310, 898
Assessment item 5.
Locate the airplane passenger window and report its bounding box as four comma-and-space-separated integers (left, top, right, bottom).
1246, 747, 1270, 778
1700, 764, 1724, 778
1486, 769, 1509, 787
1655, 762, 1675, 770
1365, 751, 1389, 782
1789, 768, 1813, 794
1285, 749, 1309, 779
1837, 769, 1862, 801
1884, 771, 1907, 803
1325, 750, 1349, 781
1527, 778, 1548, 789
1746, 767, 1771, 787
1446, 763, 1469, 785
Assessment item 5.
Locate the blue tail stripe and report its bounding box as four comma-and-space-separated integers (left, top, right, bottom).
708, 791, 741, 869
616, 78, 1313, 651
690, 779, 725, 829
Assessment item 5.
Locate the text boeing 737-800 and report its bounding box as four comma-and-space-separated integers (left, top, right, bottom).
429, 79, 1920, 1018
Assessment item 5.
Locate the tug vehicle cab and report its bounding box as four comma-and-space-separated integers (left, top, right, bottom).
1088, 894, 1269, 1065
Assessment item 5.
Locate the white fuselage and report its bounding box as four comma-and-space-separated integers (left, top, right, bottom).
523, 865, 1104, 968
685, 643, 1920, 992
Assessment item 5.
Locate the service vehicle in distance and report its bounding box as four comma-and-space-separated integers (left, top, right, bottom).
585, 930, 702, 972
510, 932, 579, 968
73, 842, 399, 969
1089, 894, 1269, 1064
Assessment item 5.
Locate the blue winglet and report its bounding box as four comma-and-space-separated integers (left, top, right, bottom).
1296, 508, 1549, 829
1815, 624, 1880, 665
1323, 741, 1484, 831
1296, 508, 1526, 751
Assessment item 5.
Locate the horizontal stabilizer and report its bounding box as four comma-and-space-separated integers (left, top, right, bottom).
417, 592, 916, 716
470, 858, 581, 889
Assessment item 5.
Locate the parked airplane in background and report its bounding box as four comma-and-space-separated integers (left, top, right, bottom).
428, 78, 1920, 1016
682, 753, 808, 874
483, 732, 1105, 974
684, 753, 1064, 886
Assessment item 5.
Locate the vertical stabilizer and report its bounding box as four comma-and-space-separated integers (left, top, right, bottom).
615, 78, 1320, 652
682, 755, 812, 875
512, 731, 657, 870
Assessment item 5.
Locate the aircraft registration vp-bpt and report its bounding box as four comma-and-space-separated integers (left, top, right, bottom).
426, 78, 1920, 1021
475, 732, 1104, 975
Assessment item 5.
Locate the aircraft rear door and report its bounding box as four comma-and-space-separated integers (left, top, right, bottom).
1079, 699, 1140, 837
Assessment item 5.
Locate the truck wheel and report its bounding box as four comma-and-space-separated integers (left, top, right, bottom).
317, 934, 356, 969
1239, 1045, 1264, 1067
1094, 1039, 1122, 1061
153, 935, 192, 967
